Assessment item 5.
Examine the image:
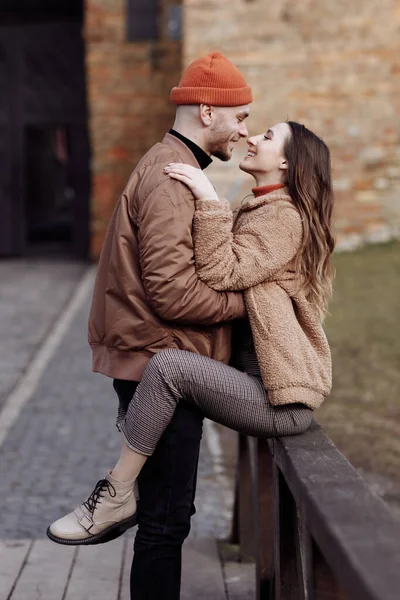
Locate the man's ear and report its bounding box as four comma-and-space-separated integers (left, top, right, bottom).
199, 104, 214, 126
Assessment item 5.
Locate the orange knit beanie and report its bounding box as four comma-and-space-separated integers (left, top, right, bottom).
170, 51, 252, 107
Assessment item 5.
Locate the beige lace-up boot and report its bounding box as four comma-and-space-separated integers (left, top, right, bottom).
47, 470, 137, 545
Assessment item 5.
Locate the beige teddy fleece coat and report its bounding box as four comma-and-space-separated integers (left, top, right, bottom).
193, 187, 332, 410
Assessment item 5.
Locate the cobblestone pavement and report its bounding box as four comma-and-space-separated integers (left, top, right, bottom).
0, 258, 86, 410
0, 264, 236, 540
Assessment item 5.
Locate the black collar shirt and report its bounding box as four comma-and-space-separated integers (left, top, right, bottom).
169, 129, 212, 170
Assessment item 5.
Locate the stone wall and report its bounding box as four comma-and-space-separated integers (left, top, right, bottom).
85, 0, 182, 257
184, 0, 400, 250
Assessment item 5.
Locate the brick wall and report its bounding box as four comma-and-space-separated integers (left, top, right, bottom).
85, 0, 182, 257
184, 0, 400, 250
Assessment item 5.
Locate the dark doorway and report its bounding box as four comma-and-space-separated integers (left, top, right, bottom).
25, 125, 73, 252
0, 3, 90, 259
0, 2, 83, 26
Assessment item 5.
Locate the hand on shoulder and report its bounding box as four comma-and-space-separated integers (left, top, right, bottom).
164, 163, 219, 202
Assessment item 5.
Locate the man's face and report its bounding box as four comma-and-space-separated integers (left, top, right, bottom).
207, 105, 250, 161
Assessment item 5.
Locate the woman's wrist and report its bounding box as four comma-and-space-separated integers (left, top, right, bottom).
196, 195, 221, 203
195, 197, 231, 213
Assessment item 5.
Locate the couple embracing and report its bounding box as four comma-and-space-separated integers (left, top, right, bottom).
47, 52, 334, 599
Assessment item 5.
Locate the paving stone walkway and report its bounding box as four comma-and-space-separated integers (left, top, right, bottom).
0, 258, 86, 410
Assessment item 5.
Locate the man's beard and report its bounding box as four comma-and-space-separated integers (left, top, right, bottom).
208, 125, 234, 161
212, 146, 232, 162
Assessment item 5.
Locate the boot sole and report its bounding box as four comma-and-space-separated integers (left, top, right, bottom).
46, 513, 137, 546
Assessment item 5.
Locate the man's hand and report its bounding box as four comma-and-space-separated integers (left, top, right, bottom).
164, 163, 220, 202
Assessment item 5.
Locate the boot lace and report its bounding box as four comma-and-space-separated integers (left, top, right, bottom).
83, 479, 116, 514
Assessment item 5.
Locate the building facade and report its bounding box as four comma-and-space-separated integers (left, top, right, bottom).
87, 0, 400, 255
86, 0, 182, 257
183, 0, 400, 251
0, 1, 399, 258
0, 0, 90, 258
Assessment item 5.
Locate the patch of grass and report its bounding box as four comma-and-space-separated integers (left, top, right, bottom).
318, 241, 400, 484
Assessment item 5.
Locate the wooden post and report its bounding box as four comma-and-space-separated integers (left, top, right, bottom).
313, 544, 347, 600
294, 510, 314, 600
230, 474, 240, 545
274, 467, 300, 600
255, 438, 275, 599
238, 433, 256, 561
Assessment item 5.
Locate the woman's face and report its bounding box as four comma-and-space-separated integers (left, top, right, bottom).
239, 122, 291, 178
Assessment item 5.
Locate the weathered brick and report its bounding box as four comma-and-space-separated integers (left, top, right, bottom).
86, 0, 400, 257
184, 0, 400, 251
86, 0, 182, 258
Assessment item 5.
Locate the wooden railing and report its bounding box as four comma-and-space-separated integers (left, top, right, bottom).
231, 420, 400, 600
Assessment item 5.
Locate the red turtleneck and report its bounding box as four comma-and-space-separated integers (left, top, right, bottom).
251, 183, 285, 198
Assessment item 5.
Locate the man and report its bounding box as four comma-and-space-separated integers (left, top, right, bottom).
53, 52, 252, 599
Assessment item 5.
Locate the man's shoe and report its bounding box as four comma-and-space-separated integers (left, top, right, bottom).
46, 471, 137, 546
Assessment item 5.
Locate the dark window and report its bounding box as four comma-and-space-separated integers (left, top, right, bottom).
167, 5, 182, 41
127, 0, 159, 41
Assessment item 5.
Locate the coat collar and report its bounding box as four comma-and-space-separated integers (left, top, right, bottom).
162, 133, 205, 169
239, 186, 292, 212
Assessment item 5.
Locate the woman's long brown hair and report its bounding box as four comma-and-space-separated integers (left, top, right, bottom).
284, 121, 335, 319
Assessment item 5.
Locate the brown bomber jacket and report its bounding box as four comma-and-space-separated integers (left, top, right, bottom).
88, 133, 245, 381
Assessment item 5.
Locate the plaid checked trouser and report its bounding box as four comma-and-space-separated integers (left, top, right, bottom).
118, 349, 313, 456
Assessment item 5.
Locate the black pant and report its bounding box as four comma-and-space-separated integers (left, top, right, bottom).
113, 379, 204, 600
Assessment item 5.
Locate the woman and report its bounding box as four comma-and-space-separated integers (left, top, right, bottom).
47, 121, 334, 546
